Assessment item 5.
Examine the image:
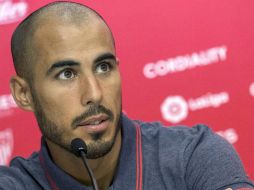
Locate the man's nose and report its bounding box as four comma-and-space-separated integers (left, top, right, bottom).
80, 75, 103, 105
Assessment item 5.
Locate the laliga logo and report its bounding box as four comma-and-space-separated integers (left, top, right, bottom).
0, 128, 14, 165
0, 0, 28, 25
161, 92, 229, 123
160, 96, 188, 123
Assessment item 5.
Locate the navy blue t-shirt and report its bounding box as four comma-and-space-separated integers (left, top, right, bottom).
0, 114, 253, 190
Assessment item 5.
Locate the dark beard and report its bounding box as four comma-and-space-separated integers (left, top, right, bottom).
30, 87, 121, 159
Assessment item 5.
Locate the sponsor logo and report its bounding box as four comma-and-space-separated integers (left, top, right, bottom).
0, 0, 28, 25
250, 82, 254, 97
216, 128, 238, 144
0, 128, 14, 165
188, 92, 229, 110
143, 45, 227, 79
0, 94, 18, 118
160, 96, 188, 123
161, 92, 229, 123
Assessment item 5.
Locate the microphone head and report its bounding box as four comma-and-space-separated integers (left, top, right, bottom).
71, 138, 87, 157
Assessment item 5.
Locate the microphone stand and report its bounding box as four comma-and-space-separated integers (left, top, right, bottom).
71, 138, 99, 190
80, 151, 99, 190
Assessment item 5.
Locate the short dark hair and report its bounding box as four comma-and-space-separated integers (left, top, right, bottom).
11, 1, 113, 80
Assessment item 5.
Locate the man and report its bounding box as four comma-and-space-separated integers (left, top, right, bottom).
0, 1, 253, 190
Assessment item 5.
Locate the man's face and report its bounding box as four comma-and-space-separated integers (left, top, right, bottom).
28, 17, 121, 159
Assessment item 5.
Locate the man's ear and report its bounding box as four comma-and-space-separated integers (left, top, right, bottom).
10, 76, 34, 111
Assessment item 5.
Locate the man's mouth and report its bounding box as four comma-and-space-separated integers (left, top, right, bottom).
76, 114, 110, 133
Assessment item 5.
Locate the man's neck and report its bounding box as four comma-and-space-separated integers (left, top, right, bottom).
45, 131, 122, 190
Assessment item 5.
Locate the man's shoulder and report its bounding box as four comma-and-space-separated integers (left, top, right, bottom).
135, 119, 214, 143
135, 120, 236, 165
0, 152, 48, 189
0, 152, 39, 174
134, 120, 254, 189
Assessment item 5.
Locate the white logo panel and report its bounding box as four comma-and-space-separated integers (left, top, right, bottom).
143, 45, 227, 79
0, 128, 14, 165
0, 94, 18, 118
161, 96, 188, 124
161, 91, 230, 123
249, 82, 254, 97
216, 128, 238, 144
0, 0, 28, 25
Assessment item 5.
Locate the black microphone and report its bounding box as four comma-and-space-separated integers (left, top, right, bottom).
71, 138, 99, 190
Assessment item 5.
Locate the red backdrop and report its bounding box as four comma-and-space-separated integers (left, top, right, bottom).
0, 0, 254, 178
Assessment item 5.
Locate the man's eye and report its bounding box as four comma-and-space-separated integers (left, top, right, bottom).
58, 69, 76, 80
96, 63, 112, 73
